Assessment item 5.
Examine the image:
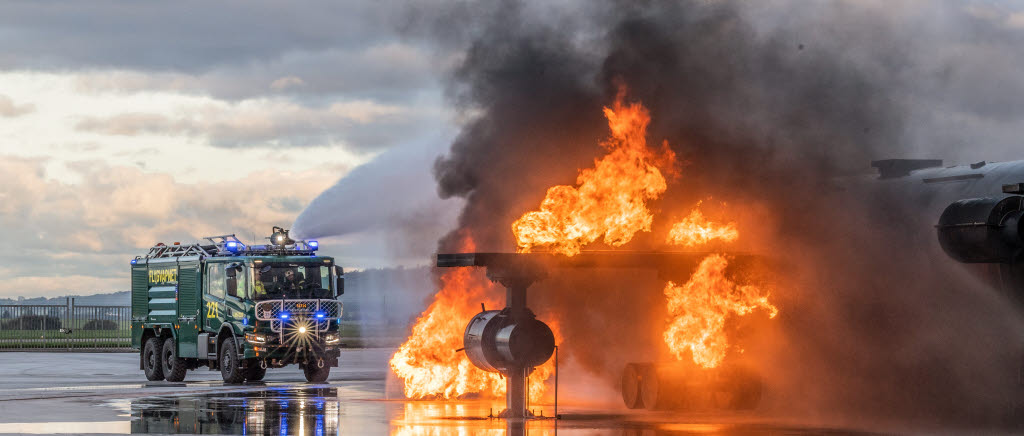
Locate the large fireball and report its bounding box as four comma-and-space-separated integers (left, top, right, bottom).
662, 254, 778, 368
512, 94, 675, 256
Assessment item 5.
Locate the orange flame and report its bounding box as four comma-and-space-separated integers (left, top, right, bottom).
394, 89, 777, 407
389, 236, 559, 401
512, 94, 674, 256
663, 254, 778, 368
389, 267, 505, 399
390, 403, 507, 436
666, 202, 739, 247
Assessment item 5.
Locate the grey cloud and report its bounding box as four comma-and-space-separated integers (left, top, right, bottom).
0, 2, 405, 72
70, 42, 445, 103
1, 250, 128, 281
52, 142, 102, 153
74, 113, 169, 136
734, 0, 1024, 165
74, 100, 443, 151
269, 196, 305, 213
1, 2, 452, 163
0, 156, 335, 297
0, 94, 35, 117
270, 76, 305, 91
0, 2, 446, 104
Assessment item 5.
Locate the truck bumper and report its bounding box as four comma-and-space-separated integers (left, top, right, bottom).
244, 343, 341, 367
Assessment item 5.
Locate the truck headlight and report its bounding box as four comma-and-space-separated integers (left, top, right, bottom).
324, 333, 340, 344
245, 332, 267, 344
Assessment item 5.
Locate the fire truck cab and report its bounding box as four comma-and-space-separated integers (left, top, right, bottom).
130, 227, 344, 383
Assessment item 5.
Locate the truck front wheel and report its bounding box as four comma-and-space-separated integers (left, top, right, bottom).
161, 338, 188, 382
219, 337, 245, 384
303, 362, 330, 383
246, 363, 267, 381
143, 337, 165, 381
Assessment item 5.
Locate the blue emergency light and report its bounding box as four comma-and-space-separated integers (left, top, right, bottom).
280, 313, 290, 320
226, 241, 241, 253
308, 240, 319, 251
130, 259, 137, 265
315, 312, 325, 319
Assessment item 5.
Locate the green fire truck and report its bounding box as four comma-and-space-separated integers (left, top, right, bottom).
130, 227, 344, 383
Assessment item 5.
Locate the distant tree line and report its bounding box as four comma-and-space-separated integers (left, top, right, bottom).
0, 315, 62, 330
81, 319, 118, 330
0, 316, 119, 330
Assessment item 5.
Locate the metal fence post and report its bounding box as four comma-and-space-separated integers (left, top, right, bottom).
0, 304, 133, 352
67, 298, 72, 352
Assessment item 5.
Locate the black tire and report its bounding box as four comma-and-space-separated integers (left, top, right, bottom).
219, 337, 245, 384
303, 362, 330, 383
143, 337, 164, 381
621, 363, 643, 409
161, 337, 188, 382
245, 362, 267, 381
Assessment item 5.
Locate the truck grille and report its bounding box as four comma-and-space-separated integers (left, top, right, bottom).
254, 299, 342, 320
254, 299, 342, 334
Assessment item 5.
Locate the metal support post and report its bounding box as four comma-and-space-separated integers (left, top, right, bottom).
506, 366, 527, 419
504, 284, 529, 419
506, 285, 527, 319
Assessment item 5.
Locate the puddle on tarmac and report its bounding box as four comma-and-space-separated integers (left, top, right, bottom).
131, 387, 342, 435
0, 386, 890, 435
0, 421, 130, 434
123, 387, 887, 436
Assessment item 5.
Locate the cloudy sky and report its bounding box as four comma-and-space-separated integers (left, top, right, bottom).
6, 1, 1024, 299
0, 2, 460, 298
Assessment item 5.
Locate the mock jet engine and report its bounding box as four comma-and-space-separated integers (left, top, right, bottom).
868, 159, 1024, 274
869, 158, 1024, 305
936, 182, 1024, 310
937, 186, 1024, 264
464, 308, 555, 374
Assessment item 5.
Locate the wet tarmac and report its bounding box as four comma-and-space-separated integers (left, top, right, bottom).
0, 351, 918, 435
0, 383, 893, 436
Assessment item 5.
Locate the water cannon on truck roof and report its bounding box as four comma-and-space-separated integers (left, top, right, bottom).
130, 227, 344, 383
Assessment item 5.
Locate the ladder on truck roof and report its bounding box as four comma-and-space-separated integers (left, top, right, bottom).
140, 234, 245, 260
143, 242, 215, 260
135, 233, 318, 262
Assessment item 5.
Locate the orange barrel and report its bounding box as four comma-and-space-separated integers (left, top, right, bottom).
621, 363, 643, 409
640, 364, 696, 410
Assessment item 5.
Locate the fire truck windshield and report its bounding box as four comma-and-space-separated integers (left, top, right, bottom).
252, 264, 333, 300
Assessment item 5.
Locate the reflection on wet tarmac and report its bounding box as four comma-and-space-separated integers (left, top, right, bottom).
388, 401, 887, 436
125, 386, 887, 436
131, 387, 340, 435
390, 401, 533, 436
0, 421, 130, 434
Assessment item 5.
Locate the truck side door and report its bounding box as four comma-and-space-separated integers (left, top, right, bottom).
222, 263, 248, 327
204, 263, 226, 332
176, 259, 201, 358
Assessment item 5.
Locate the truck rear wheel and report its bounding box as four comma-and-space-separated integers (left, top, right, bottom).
161, 338, 188, 382
303, 362, 330, 383
143, 337, 165, 381
245, 362, 267, 381
219, 337, 245, 384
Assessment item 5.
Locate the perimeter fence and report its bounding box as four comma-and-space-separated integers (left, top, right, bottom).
0, 298, 131, 351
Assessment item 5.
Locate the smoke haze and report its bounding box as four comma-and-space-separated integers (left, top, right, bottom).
292, 0, 1024, 427
417, 0, 1024, 428
293, 136, 463, 268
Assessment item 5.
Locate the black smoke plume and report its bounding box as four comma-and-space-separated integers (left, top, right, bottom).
419, 0, 1024, 428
